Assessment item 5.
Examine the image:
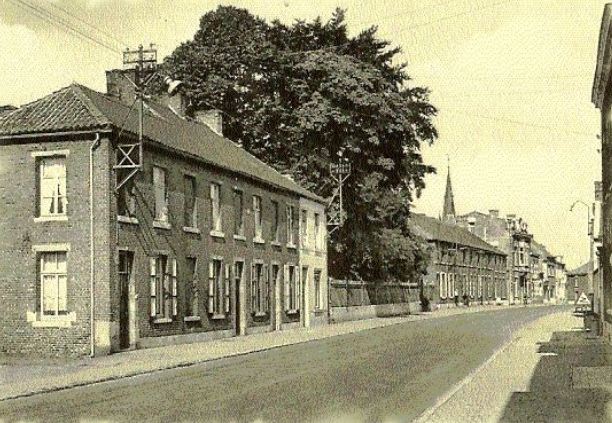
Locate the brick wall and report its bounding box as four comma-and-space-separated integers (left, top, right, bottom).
0, 135, 112, 356
113, 143, 302, 349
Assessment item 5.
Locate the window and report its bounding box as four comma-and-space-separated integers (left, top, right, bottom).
301, 210, 308, 248
253, 195, 263, 241
153, 166, 168, 223
183, 175, 197, 229
40, 252, 68, 316
117, 183, 136, 219
149, 255, 177, 320
208, 259, 230, 316
314, 269, 323, 309
234, 190, 244, 237
284, 264, 300, 311
251, 262, 269, 315
271, 201, 280, 243
440, 272, 447, 299
39, 156, 67, 217
210, 183, 222, 233
185, 257, 199, 317
286, 205, 296, 247
314, 213, 322, 250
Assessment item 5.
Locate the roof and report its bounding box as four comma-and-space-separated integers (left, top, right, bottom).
593, 3, 612, 108
0, 84, 323, 203
530, 240, 552, 258
568, 261, 592, 276
409, 213, 506, 256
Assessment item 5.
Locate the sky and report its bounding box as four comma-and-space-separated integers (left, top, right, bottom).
0, 0, 606, 268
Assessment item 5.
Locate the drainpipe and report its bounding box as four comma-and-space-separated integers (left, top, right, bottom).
89, 133, 101, 358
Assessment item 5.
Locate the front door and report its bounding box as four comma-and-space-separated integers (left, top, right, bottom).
118, 251, 133, 350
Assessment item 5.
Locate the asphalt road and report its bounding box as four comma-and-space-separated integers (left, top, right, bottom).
0, 306, 565, 423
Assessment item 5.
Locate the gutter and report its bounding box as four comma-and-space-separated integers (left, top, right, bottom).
89, 133, 101, 358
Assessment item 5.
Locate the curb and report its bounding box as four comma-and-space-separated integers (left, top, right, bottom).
0, 304, 560, 402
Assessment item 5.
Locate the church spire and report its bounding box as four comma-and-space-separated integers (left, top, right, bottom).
442, 157, 456, 223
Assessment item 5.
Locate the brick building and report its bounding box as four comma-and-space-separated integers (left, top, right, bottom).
410, 214, 507, 307
0, 73, 328, 356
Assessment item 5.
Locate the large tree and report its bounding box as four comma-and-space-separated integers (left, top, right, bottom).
162, 6, 437, 282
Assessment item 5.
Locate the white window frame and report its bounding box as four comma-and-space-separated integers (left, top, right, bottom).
286, 205, 296, 248
301, 209, 309, 248
210, 183, 223, 235
150, 255, 177, 322
153, 166, 169, 225
251, 261, 269, 315
38, 155, 67, 219
314, 213, 322, 251
271, 200, 280, 244
39, 251, 68, 318
185, 257, 199, 319
253, 195, 264, 242
284, 264, 300, 312
234, 189, 245, 238
440, 272, 447, 299
208, 258, 230, 318
183, 174, 198, 230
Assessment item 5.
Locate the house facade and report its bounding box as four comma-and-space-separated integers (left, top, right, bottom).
456, 210, 534, 303
0, 74, 327, 356
410, 214, 507, 307
593, 4, 612, 340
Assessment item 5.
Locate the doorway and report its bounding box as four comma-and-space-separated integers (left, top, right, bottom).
118, 250, 133, 350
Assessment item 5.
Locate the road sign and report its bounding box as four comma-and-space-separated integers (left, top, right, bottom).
576, 292, 590, 306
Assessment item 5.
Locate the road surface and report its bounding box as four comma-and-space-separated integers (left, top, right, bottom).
0, 306, 564, 422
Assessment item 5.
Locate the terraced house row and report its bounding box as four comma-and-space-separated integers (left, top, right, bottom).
0, 69, 328, 357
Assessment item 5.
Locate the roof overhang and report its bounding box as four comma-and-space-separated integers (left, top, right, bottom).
593, 4, 612, 109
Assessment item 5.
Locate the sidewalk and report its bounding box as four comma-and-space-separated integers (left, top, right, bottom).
417, 310, 611, 423
0, 303, 547, 402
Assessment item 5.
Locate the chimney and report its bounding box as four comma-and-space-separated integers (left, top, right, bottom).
0, 105, 17, 115
506, 213, 516, 220
595, 181, 603, 202
194, 109, 223, 135
105, 69, 137, 105
489, 209, 499, 218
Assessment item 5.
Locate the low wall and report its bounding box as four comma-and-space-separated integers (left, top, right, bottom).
330, 303, 414, 323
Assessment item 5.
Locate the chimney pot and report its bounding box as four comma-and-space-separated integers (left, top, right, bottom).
105, 69, 137, 105
489, 209, 499, 218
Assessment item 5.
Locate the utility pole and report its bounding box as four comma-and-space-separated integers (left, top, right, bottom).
327, 152, 351, 235
114, 44, 158, 192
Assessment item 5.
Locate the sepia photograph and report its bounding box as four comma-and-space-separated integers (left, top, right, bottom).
0, 0, 610, 421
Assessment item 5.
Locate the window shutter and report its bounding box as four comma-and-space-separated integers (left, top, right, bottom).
150, 257, 157, 317
251, 263, 256, 314
171, 258, 178, 317
284, 265, 290, 311
296, 270, 301, 311
208, 261, 214, 314
224, 263, 230, 314
263, 264, 269, 312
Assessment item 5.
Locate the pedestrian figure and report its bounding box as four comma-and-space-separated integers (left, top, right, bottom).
454, 290, 459, 307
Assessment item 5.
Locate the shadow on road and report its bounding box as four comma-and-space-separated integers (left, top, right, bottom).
499, 329, 612, 423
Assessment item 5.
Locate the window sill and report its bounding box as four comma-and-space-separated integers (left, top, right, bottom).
27, 311, 76, 328
286, 309, 299, 315
233, 234, 247, 241
118, 215, 139, 225
253, 311, 268, 318
182, 226, 200, 234
271, 241, 282, 247
286, 243, 297, 250
210, 313, 227, 320
210, 230, 225, 239
153, 317, 173, 324
184, 315, 201, 322
253, 237, 265, 245
313, 308, 326, 314
153, 220, 171, 230
34, 215, 68, 223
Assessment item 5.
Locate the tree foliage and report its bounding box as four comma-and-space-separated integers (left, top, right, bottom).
162, 6, 437, 282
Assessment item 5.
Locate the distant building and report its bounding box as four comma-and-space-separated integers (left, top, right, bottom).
456, 210, 533, 303
567, 262, 591, 303
442, 166, 456, 224
410, 213, 507, 307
